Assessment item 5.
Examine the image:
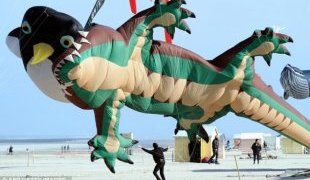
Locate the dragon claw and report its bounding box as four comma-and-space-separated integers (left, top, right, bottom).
181, 8, 195, 19
178, 20, 191, 33
117, 148, 134, 164
90, 151, 101, 162
151, 0, 193, 37
288, 36, 294, 43
88, 134, 135, 172
263, 27, 274, 36
104, 159, 116, 173
132, 139, 139, 145
250, 27, 293, 65
274, 44, 291, 56
252, 30, 262, 38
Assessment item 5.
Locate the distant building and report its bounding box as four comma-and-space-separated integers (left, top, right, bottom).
233, 133, 265, 154
263, 134, 281, 150
174, 125, 225, 162
233, 133, 281, 153
281, 136, 305, 154
120, 132, 134, 155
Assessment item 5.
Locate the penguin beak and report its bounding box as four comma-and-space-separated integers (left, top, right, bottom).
31, 43, 54, 65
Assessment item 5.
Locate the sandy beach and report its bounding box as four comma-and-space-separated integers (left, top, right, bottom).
0, 140, 309, 180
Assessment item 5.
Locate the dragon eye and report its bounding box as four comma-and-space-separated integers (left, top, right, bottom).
60, 35, 74, 48
21, 21, 32, 34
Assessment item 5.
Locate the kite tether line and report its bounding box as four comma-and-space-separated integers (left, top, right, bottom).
84, 0, 106, 30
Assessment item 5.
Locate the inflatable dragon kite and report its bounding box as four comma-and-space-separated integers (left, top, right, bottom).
6, 0, 310, 173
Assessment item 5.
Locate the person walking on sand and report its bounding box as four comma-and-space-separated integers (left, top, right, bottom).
251, 139, 262, 164
8, 146, 13, 155
141, 143, 168, 180
208, 135, 219, 164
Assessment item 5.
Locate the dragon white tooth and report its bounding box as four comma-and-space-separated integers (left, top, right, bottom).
63, 89, 72, 96
65, 81, 74, 87
72, 50, 81, 57
56, 63, 62, 68
59, 60, 66, 65
78, 31, 89, 38
59, 84, 66, 89
64, 54, 75, 62
80, 38, 91, 44
73, 42, 82, 50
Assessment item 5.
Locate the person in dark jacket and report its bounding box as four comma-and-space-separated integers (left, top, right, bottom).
251, 139, 262, 164
208, 135, 219, 164
142, 143, 168, 180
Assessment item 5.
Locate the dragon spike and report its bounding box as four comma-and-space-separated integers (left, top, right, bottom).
72, 50, 81, 57
263, 53, 273, 66
275, 44, 291, 56
178, 20, 191, 34
80, 38, 91, 44
181, 8, 196, 19
64, 54, 75, 62
78, 31, 89, 38
73, 42, 82, 50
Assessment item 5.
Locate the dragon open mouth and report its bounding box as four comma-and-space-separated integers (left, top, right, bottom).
52, 31, 91, 96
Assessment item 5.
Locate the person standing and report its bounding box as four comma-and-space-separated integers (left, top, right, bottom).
8, 146, 13, 155
141, 143, 168, 180
208, 135, 219, 164
251, 139, 262, 164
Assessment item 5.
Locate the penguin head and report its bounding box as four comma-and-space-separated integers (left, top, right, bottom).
7, 6, 83, 69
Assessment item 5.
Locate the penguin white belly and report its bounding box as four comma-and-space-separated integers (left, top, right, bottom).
27, 59, 68, 102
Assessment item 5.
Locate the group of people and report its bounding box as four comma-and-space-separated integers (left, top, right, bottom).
141, 138, 263, 180
61, 144, 70, 153
207, 136, 263, 165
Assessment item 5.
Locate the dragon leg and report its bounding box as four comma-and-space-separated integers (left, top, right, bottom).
88, 90, 138, 173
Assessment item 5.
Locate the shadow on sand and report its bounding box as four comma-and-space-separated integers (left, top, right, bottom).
192, 168, 309, 173
192, 168, 310, 179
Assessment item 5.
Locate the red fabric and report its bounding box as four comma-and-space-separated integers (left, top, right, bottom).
164, 0, 172, 44
129, 0, 137, 14
164, 30, 172, 44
